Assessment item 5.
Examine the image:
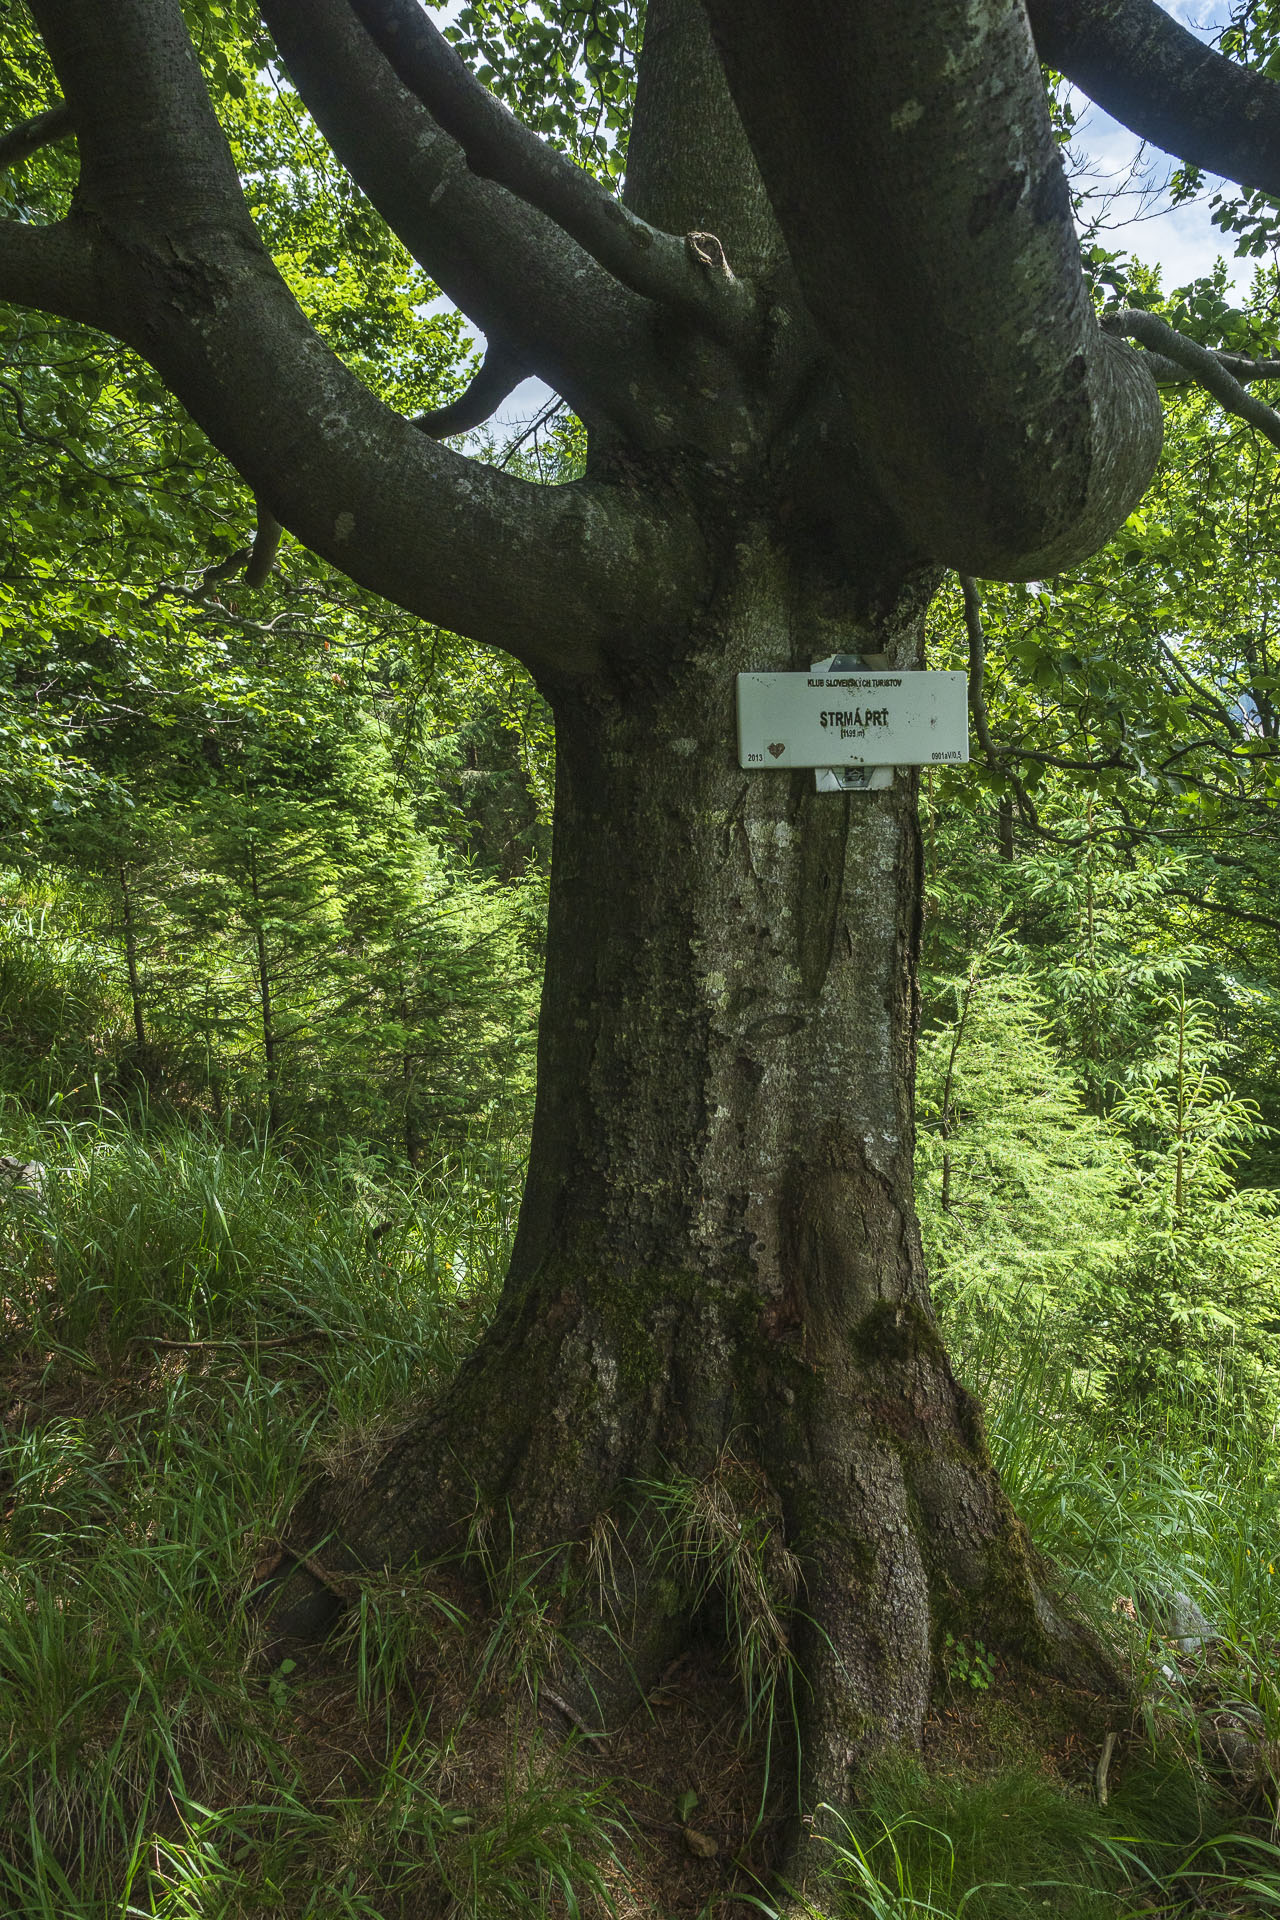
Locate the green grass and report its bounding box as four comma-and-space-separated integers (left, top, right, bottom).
0, 1106, 514, 1386
119, 1742, 624, 1920
0, 897, 125, 1115
2, 1109, 1280, 1917
798, 1757, 1280, 1918
0, 1108, 626, 1919
958, 1327, 1280, 1775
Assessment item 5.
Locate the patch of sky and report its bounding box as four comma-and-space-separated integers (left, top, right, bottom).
441, 0, 1273, 450
1065, 0, 1257, 298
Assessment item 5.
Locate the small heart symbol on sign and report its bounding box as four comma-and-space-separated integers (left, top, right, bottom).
767, 742, 785, 759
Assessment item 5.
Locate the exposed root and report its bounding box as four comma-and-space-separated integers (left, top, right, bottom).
263, 1358, 1121, 1868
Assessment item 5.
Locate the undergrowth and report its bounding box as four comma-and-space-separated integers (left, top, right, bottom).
0, 1107, 606, 1919
1, 1110, 1279, 1916
790, 1756, 1280, 1918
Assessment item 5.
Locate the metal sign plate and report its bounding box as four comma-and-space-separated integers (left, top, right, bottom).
737, 670, 969, 769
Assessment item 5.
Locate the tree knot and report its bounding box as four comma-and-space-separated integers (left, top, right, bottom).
685, 230, 733, 277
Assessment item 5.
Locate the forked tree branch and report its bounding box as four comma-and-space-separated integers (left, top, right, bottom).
412, 342, 527, 437
260, 0, 667, 442
1105, 309, 1280, 453
346, 0, 759, 349
0, 101, 73, 172
1027, 0, 1280, 196
12, 0, 707, 672
0, 214, 95, 320
702, 0, 1163, 578
1157, 638, 1243, 741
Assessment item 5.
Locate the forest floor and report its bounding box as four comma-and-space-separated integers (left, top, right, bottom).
1, 1116, 1278, 1918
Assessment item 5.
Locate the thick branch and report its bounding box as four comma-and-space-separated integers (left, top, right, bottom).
260, 0, 662, 441
0, 101, 73, 172
1105, 309, 1280, 454
0, 215, 95, 322
412, 341, 526, 438
129, 245, 699, 670
625, 0, 782, 282
1027, 0, 1280, 197
347, 0, 758, 349
701, 0, 1163, 579
243, 502, 283, 589
18, 0, 707, 673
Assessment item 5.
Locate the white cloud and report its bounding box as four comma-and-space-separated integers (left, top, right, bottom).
1065, 1, 1265, 297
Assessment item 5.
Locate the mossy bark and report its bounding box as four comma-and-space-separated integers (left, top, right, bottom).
282, 542, 1079, 1820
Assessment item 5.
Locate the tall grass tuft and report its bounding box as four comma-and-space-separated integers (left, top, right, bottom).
4, 1102, 1280, 1916
0, 1104, 560, 1918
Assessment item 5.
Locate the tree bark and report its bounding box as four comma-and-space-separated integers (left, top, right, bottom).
245, 839, 281, 1134
285, 540, 1079, 1821
701, 0, 1165, 577
117, 862, 147, 1055
1028, 0, 1280, 198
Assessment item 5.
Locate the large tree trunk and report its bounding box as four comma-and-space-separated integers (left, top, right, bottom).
285, 538, 1074, 1821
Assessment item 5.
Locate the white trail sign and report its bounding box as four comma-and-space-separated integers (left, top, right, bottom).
737, 669, 970, 770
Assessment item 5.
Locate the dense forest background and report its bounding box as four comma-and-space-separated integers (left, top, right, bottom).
8, 274, 1280, 1420
5, 14, 1280, 1917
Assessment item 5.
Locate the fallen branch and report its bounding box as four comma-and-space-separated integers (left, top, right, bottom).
283, 1547, 365, 1599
